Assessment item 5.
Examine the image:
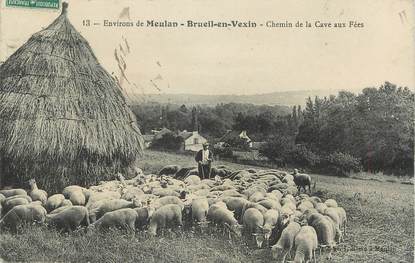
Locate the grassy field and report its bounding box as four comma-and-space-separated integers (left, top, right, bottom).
1, 149, 413, 263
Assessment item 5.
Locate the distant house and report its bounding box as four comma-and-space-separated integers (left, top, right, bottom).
218, 130, 253, 148
177, 130, 207, 152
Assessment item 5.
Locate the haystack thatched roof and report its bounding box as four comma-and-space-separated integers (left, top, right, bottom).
0, 3, 144, 190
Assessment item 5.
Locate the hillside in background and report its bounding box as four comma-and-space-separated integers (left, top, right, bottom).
130, 89, 350, 106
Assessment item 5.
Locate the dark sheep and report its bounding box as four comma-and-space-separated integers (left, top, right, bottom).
175, 167, 196, 180
159, 165, 181, 176
292, 169, 312, 193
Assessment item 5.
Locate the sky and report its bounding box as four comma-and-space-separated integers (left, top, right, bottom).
0, 0, 414, 96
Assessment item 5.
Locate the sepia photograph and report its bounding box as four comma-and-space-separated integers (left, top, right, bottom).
0, 0, 413, 262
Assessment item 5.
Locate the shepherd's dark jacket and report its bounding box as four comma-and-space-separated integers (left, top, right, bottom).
195, 150, 213, 163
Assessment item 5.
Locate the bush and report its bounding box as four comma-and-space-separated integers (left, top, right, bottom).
150, 133, 184, 151
212, 145, 233, 158
288, 145, 321, 168
224, 137, 251, 151
324, 152, 362, 177
259, 136, 295, 165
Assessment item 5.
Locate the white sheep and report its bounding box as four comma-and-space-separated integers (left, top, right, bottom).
3, 197, 30, 214
152, 188, 180, 198
27, 179, 48, 205
258, 198, 281, 210
89, 208, 137, 232
292, 226, 318, 263
243, 207, 265, 248
5, 194, 32, 203
49, 205, 72, 215
262, 209, 280, 245
120, 187, 145, 201
248, 191, 266, 202
89, 198, 141, 222
334, 206, 347, 239
281, 197, 296, 208
134, 206, 155, 230
0, 189, 27, 198
0, 203, 47, 231
45, 194, 66, 212
306, 213, 337, 258
207, 204, 243, 238
85, 191, 121, 209
191, 198, 209, 224
184, 175, 201, 185
221, 189, 245, 198
324, 199, 338, 208
315, 203, 328, 214
46, 206, 90, 232
267, 190, 283, 201
324, 207, 343, 243
242, 186, 267, 198
241, 201, 268, 217
62, 185, 86, 198
150, 196, 184, 210
308, 196, 322, 207
148, 204, 183, 236
223, 197, 250, 222
297, 200, 315, 213
271, 221, 301, 262
0, 193, 6, 204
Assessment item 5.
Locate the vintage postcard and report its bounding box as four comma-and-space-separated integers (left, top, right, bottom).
0, 0, 413, 262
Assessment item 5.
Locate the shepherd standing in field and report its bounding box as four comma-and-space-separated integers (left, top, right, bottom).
195, 142, 213, 179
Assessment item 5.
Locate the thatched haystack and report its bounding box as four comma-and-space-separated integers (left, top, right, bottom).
0, 3, 144, 191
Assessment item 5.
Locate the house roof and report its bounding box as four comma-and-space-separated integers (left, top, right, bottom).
153, 128, 173, 140
178, 131, 194, 140
178, 131, 208, 141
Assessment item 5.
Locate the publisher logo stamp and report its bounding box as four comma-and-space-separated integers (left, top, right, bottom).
6, 0, 60, 9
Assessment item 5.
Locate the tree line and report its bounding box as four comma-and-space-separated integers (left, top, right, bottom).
130, 102, 292, 141
131, 82, 414, 176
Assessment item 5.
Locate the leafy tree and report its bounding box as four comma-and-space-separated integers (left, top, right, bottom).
224, 137, 251, 151
191, 107, 199, 132
323, 152, 362, 177
259, 135, 295, 164
150, 133, 184, 151
288, 145, 321, 168
295, 82, 414, 175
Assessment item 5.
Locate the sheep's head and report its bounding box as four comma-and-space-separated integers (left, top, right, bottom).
262, 226, 272, 241
280, 213, 291, 226
179, 190, 188, 199
146, 206, 155, 219
132, 198, 143, 208
252, 233, 265, 248
147, 224, 157, 237
28, 179, 37, 187
225, 223, 243, 238
134, 167, 144, 177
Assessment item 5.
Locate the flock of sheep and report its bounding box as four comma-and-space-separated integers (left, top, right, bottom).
0, 165, 347, 263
